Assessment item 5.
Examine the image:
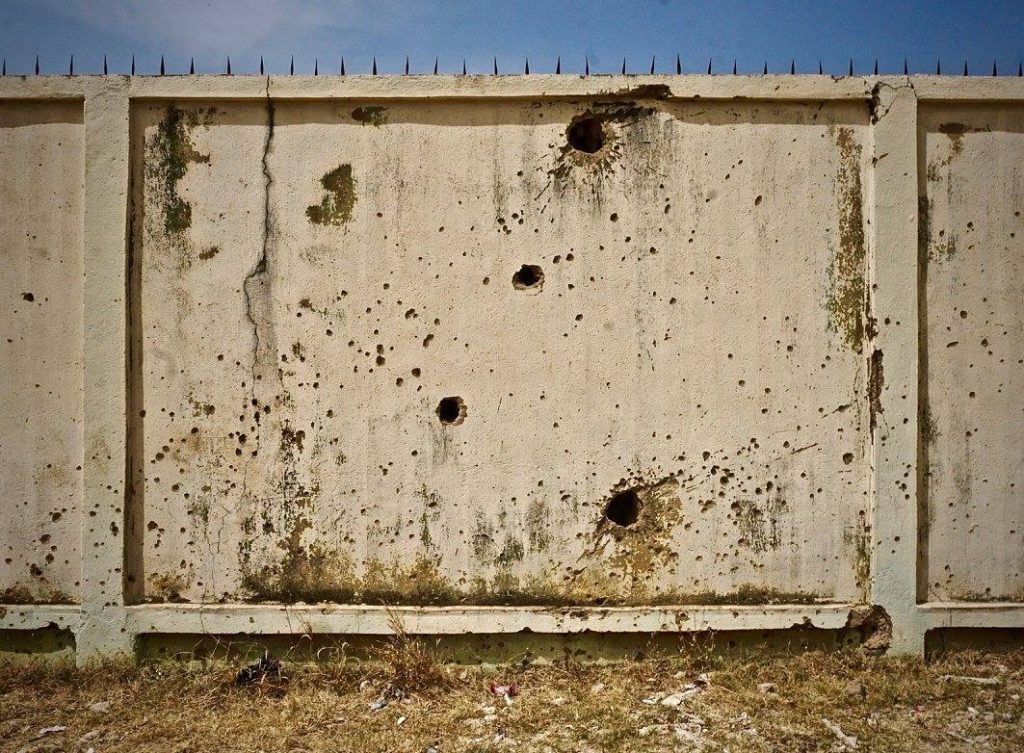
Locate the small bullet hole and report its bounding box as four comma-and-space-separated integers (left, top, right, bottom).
22, 292, 34, 301
512, 264, 544, 290
843, 452, 854, 465
436, 396, 466, 426
567, 116, 605, 153
604, 489, 641, 527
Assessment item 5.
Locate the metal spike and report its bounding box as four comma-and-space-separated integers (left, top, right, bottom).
904, 58, 908, 75
585, 56, 589, 76
35, 55, 39, 75
621, 58, 626, 75
69, 55, 73, 75
405, 56, 409, 75
676, 54, 681, 75
790, 59, 795, 75
874, 58, 878, 75
992, 61, 997, 76
260, 56, 264, 75
963, 60, 968, 76
763, 61, 767, 75
732, 59, 736, 75
524, 58, 529, 75
707, 57, 712, 75
290, 56, 294, 75
651, 55, 656, 75
462, 59, 466, 75
340, 58, 346, 76
373, 58, 378, 75
936, 59, 941, 75
160, 55, 165, 75
131, 55, 135, 76
433, 57, 438, 75
556, 56, 561, 74
848, 58, 853, 76
818, 60, 823, 75
190, 57, 195, 75
226, 57, 231, 75
313, 59, 318, 76
493, 56, 498, 75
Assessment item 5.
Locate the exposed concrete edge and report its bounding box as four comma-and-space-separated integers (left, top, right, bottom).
0, 604, 81, 631
920, 603, 1024, 630
125, 603, 856, 635
0, 75, 1019, 102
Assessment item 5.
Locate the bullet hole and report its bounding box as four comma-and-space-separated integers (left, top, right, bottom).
512, 264, 544, 291
436, 396, 466, 426
843, 452, 854, 465
566, 116, 605, 153
604, 489, 641, 528
21, 292, 34, 301
754, 195, 763, 206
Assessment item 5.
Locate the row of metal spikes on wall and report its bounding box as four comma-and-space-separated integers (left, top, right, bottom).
4, 55, 1024, 77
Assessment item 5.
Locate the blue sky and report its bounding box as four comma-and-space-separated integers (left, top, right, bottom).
0, 1, 1021, 76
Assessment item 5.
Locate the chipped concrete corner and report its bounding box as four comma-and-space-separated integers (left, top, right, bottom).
0, 75, 1021, 662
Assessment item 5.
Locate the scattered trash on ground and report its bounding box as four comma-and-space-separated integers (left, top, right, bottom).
647, 673, 711, 706
370, 684, 405, 712
823, 718, 859, 750
36, 726, 67, 739
88, 701, 111, 713
235, 652, 284, 687
757, 682, 777, 694
941, 674, 1001, 686
490, 681, 519, 705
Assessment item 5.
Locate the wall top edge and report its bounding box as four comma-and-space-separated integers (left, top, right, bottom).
0, 75, 1021, 102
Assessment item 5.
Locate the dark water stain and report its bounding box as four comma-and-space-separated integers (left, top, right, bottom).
826, 126, 868, 352
351, 106, 388, 126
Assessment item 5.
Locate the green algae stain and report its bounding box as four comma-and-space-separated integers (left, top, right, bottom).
306, 164, 357, 226
351, 106, 388, 126
827, 126, 868, 352
145, 106, 211, 235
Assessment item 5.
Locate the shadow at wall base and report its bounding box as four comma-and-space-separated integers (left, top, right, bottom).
0, 627, 76, 659
926, 628, 1024, 658
136, 628, 866, 665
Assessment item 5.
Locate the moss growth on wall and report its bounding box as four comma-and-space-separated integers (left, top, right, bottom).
306, 164, 357, 225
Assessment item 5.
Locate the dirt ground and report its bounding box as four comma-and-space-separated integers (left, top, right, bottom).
2, 640, 1023, 752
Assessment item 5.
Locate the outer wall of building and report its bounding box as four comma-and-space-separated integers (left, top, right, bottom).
0, 75, 1020, 662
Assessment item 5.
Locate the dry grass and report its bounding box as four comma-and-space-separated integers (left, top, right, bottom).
2, 641, 1023, 752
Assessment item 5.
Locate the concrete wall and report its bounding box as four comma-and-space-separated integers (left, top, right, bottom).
0, 74, 1020, 662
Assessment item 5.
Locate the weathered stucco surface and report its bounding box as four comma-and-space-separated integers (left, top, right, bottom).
0, 101, 84, 604
919, 104, 1024, 603
0, 74, 1021, 661
132, 99, 873, 606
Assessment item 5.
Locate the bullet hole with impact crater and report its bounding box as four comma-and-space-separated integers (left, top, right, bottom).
512, 264, 544, 290
436, 396, 466, 426
567, 116, 605, 153
604, 489, 641, 527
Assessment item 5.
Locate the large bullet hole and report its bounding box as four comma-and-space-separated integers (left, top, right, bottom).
567, 116, 605, 153
436, 396, 466, 425
604, 489, 641, 527
512, 264, 544, 290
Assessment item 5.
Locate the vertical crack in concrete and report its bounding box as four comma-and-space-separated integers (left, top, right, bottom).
239, 76, 275, 526
244, 77, 275, 391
